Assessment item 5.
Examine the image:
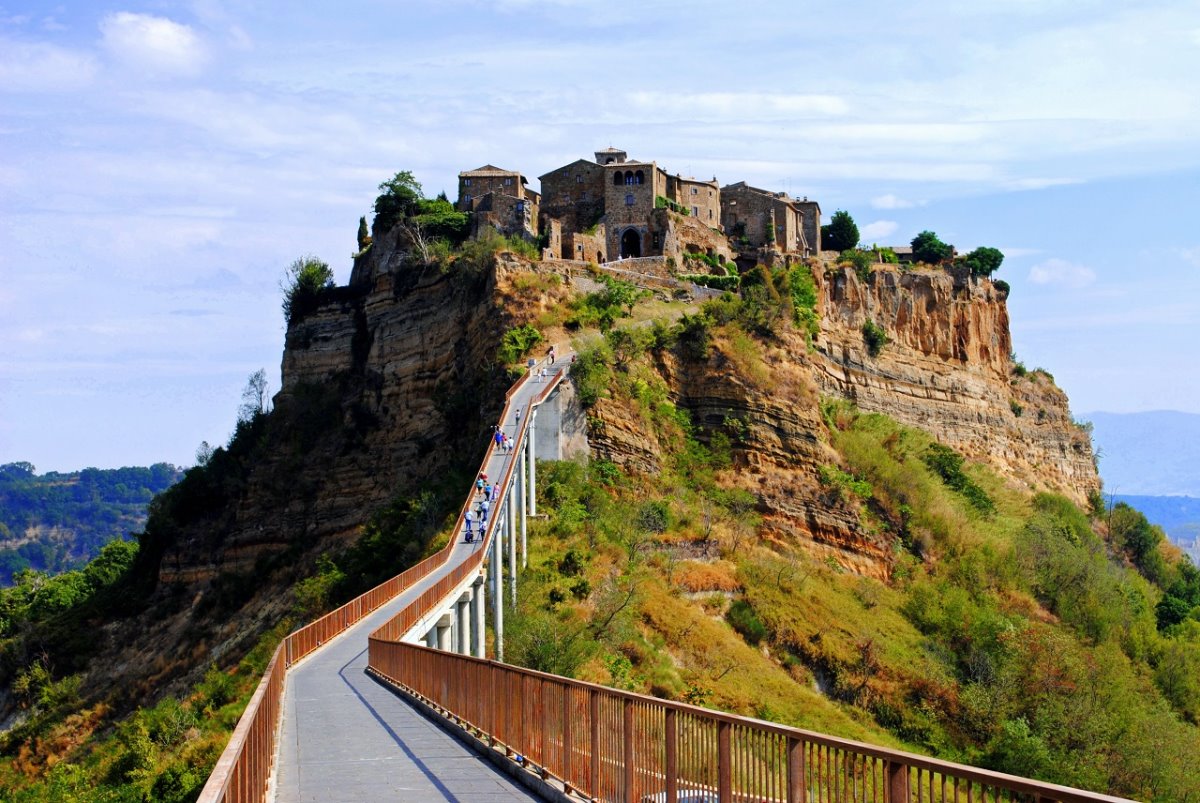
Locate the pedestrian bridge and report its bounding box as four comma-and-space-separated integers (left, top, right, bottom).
198, 356, 1131, 803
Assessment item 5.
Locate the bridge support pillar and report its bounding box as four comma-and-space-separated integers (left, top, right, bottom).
519, 444, 528, 574
528, 411, 537, 519
436, 613, 453, 651
471, 574, 486, 659
491, 525, 504, 662
456, 591, 471, 655
424, 628, 437, 649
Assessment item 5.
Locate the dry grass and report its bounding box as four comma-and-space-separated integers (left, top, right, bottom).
673, 560, 740, 593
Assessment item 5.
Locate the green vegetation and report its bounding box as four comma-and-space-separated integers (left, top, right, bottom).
960, 246, 1004, 277
922, 443, 994, 515
655, 195, 689, 215
861, 319, 889, 357
910, 230, 953, 265
0, 462, 179, 586
839, 248, 875, 281
822, 210, 859, 251
565, 275, 649, 332
372, 170, 423, 233
281, 255, 334, 324
498, 324, 544, 366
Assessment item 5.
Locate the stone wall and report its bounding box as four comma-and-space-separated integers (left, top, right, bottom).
539, 159, 606, 233
666, 175, 721, 228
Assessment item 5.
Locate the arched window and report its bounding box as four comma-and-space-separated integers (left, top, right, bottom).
625, 193, 635, 206
625, 171, 635, 186
613, 171, 623, 186
635, 170, 644, 185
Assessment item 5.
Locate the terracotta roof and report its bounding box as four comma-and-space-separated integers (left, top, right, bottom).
460, 164, 520, 177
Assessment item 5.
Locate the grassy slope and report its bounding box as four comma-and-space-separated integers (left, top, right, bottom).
502, 274, 1200, 801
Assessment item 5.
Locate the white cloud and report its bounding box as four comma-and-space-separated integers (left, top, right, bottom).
1002, 177, 1083, 191
627, 91, 848, 118
100, 12, 207, 76
1028, 258, 1097, 288
1177, 247, 1200, 267
860, 220, 899, 240
0, 39, 96, 91
871, 193, 919, 209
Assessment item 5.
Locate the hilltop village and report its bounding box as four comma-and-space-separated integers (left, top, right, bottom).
456, 147, 822, 270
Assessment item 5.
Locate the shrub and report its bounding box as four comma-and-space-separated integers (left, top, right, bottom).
682, 273, 739, 291
923, 443, 994, 515
727, 598, 769, 645
498, 324, 543, 365
840, 249, 875, 281
861, 319, 890, 357
570, 344, 614, 406
281, 256, 334, 324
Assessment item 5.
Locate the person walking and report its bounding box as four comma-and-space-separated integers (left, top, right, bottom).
464, 509, 475, 541
480, 498, 490, 523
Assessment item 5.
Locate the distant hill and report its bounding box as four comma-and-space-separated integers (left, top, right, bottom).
0, 461, 181, 585
1083, 410, 1200, 496
1112, 494, 1200, 564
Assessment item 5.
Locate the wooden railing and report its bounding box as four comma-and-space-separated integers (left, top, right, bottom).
367, 644, 1133, 803
196, 359, 566, 803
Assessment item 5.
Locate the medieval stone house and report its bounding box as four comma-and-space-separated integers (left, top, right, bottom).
456, 148, 820, 267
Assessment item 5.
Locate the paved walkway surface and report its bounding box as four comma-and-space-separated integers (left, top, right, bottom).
271, 351, 567, 803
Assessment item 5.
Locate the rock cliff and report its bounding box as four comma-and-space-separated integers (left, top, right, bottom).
581, 261, 1098, 577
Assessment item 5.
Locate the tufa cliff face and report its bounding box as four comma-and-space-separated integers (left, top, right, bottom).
810, 265, 1096, 506
582, 262, 1098, 577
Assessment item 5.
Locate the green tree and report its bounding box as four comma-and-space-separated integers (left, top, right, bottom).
911, 230, 954, 265
356, 216, 370, 251
373, 170, 423, 233
962, 246, 1004, 277
281, 256, 334, 324
822, 210, 860, 251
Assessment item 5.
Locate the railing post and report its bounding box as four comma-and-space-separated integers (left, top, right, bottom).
623, 698, 635, 803
590, 690, 601, 799
718, 720, 732, 802
788, 736, 806, 803
665, 708, 678, 803
887, 760, 909, 803
562, 687, 573, 795
528, 409, 537, 518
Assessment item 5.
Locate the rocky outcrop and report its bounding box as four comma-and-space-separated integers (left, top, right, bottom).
583, 261, 1098, 577
810, 264, 1097, 505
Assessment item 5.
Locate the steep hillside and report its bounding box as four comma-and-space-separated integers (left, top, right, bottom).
2, 238, 1191, 802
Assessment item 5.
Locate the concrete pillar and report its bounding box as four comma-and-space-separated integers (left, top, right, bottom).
424, 628, 437, 649
518, 447, 528, 574
508, 491, 518, 609
436, 613, 453, 651
471, 574, 486, 659
456, 592, 471, 656
491, 524, 504, 662
528, 411, 537, 518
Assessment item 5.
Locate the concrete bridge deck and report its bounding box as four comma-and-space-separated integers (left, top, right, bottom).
270, 361, 564, 802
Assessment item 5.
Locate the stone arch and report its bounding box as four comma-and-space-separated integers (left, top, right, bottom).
620, 228, 642, 258
634, 170, 644, 185
613, 171, 623, 186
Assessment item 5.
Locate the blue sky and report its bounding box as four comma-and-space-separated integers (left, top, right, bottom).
1, 0, 1198, 472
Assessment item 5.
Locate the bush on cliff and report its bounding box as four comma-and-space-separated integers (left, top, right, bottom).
822, 210, 860, 251
910, 230, 954, 265
281, 256, 334, 325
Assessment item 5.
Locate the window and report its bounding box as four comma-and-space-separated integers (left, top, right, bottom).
613, 172, 623, 186
576, 175, 583, 183
691, 187, 698, 195
504, 177, 513, 186
634, 170, 644, 185
464, 178, 472, 186
577, 244, 584, 253
652, 233, 660, 247
625, 172, 636, 186
516, 201, 524, 212
692, 206, 699, 216
709, 209, 713, 220
625, 194, 635, 206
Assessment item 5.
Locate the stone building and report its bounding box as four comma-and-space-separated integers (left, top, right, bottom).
721, 182, 820, 255
456, 165, 539, 239
457, 147, 816, 267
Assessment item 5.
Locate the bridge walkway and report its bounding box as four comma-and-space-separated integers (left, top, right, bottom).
270, 363, 559, 802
